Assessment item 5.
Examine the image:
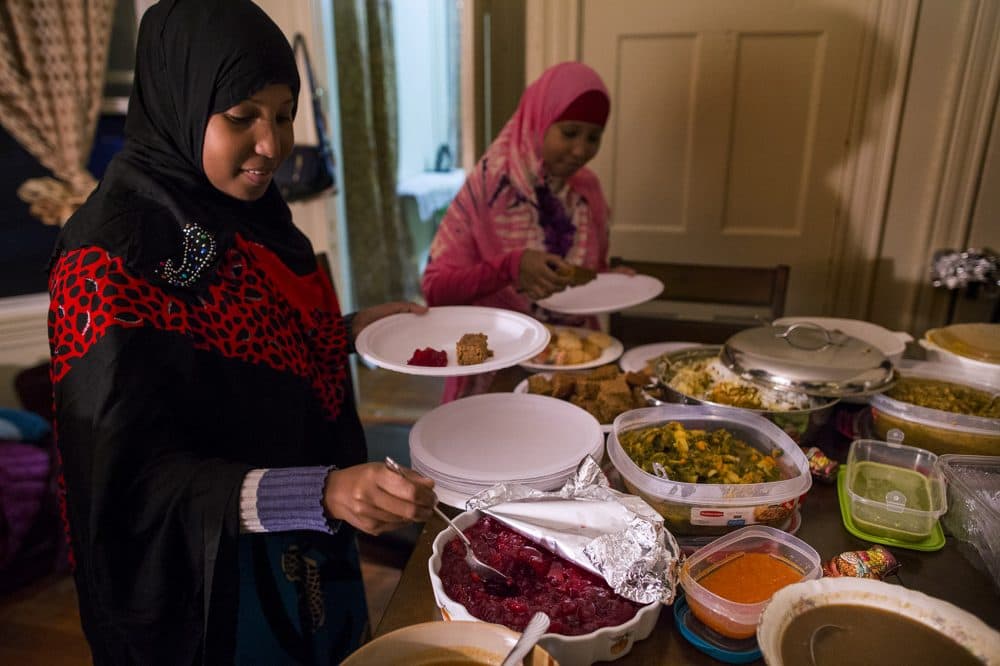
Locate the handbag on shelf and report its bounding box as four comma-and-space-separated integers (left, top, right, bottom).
275, 34, 337, 203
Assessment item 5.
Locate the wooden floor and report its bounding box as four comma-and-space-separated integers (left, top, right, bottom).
0, 364, 443, 664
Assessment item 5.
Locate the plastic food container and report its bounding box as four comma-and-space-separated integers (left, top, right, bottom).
607, 405, 812, 536
869, 361, 1000, 456
679, 525, 821, 639
845, 432, 948, 542
937, 454, 1000, 591
428, 510, 661, 665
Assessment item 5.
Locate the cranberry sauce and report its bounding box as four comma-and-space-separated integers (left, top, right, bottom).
439, 516, 643, 636
407, 347, 447, 366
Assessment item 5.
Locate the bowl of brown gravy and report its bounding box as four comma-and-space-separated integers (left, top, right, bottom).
341, 620, 557, 665
757, 578, 1000, 665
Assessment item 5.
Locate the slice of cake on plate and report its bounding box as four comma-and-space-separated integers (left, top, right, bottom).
456, 332, 493, 365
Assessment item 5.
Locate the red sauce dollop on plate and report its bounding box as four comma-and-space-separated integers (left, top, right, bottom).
407, 347, 447, 366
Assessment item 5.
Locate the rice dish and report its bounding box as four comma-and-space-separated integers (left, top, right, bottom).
666, 357, 814, 411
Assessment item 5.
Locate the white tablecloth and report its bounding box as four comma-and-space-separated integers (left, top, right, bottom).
397, 169, 465, 221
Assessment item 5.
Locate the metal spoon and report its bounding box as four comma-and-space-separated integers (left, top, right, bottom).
808, 623, 845, 666
501, 612, 550, 666
384, 457, 517, 596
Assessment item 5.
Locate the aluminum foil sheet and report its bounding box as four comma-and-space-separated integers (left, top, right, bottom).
466, 456, 681, 605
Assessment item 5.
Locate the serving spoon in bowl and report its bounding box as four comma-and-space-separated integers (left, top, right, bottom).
501, 612, 550, 666
384, 456, 517, 596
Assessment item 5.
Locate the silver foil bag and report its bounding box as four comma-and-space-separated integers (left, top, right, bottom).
466, 456, 681, 605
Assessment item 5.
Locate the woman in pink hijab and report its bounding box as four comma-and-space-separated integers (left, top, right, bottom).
422, 61, 627, 401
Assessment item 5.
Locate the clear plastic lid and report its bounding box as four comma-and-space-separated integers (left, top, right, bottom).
936, 454, 1000, 522
721, 323, 896, 397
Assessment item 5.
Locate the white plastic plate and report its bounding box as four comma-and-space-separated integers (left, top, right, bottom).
520, 326, 624, 371
354, 306, 550, 376
618, 341, 701, 373
537, 273, 664, 315
409, 393, 603, 484
513, 374, 615, 434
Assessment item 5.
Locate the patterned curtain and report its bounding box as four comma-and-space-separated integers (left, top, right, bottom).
333, 0, 417, 308
0, 0, 115, 226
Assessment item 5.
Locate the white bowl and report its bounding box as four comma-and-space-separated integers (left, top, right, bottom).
428, 510, 661, 665
773, 316, 912, 364
919, 337, 1000, 385
341, 620, 557, 665
757, 577, 1000, 665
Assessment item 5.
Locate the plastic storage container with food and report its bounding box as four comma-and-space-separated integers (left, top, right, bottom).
679, 525, 821, 639
868, 360, 1000, 457
607, 405, 812, 536
845, 431, 947, 542
937, 454, 1000, 591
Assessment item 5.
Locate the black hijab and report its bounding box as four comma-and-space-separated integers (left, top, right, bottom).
55, 0, 314, 275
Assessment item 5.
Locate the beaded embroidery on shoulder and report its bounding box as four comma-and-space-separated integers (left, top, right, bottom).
153, 223, 218, 288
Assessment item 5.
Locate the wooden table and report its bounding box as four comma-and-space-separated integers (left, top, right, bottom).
374, 367, 1000, 663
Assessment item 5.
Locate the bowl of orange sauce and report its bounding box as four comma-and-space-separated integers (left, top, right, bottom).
679, 525, 821, 639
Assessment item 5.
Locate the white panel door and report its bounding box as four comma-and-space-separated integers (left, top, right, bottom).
581, 0, 869, 315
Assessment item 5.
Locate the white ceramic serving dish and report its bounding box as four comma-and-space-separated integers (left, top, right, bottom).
427, 510, 661, 665
340, 620, 557, 665
919, 337, 1000, 385
757, 577, 1000, 665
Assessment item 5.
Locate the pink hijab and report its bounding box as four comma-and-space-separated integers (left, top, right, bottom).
495, 61, 610, 213
426, 61, 611, 315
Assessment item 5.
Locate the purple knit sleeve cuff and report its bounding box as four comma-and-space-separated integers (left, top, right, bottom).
239, 467, 339, 534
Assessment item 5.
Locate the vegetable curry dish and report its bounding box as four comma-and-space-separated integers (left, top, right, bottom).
618, 422, 784, 484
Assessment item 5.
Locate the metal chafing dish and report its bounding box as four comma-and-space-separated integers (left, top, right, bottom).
646, 323, 896, 444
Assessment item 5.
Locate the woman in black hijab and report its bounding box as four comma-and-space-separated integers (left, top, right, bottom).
48, 1, 435, 663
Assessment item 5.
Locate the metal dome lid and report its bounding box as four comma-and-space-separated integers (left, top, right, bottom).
721, 323, 896, 397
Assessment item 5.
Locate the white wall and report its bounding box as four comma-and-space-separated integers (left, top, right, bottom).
394, 0, 454, 180
255, 0, 353, 310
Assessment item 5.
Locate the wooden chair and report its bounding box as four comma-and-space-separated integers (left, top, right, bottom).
608, 258, 790, 347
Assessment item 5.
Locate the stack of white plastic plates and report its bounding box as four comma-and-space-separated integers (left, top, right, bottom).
409, 393, 604, 509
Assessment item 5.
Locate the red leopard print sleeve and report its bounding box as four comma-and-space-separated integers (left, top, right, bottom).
48, 235, 350, 419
